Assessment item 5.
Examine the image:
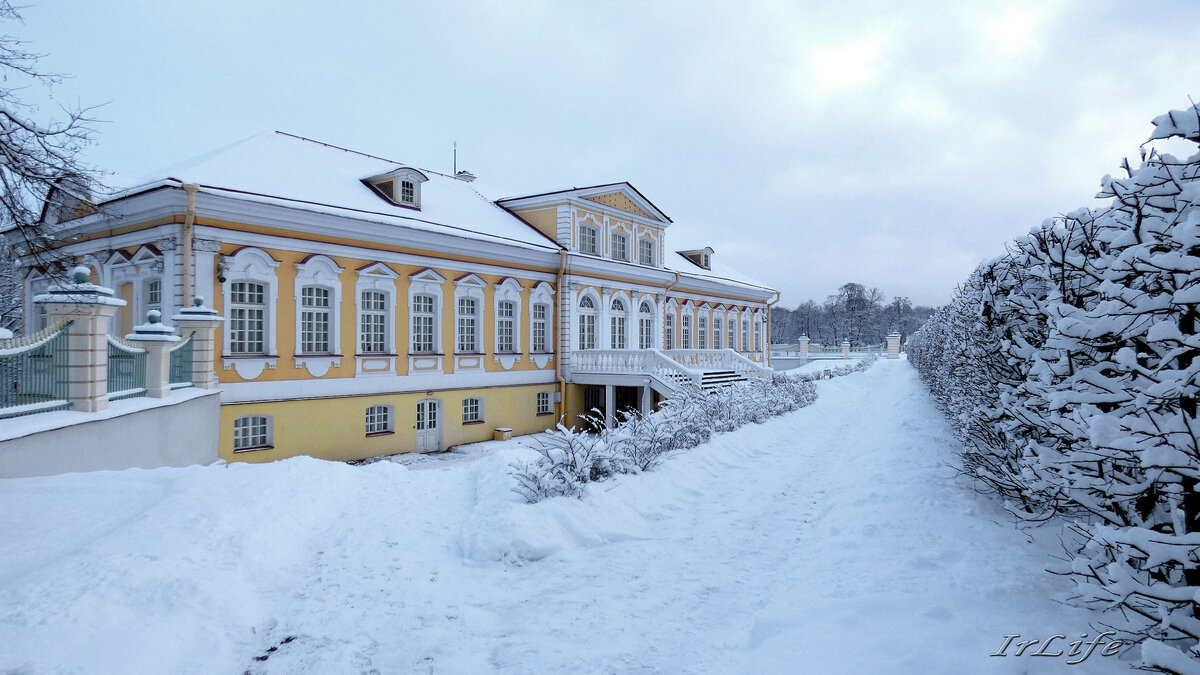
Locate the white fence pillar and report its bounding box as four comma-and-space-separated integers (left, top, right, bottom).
125, 310, 181, 398
798, 335, 810, 361
887, 332, 901, 359
841, 340, 851, 358
172, 297, 225, 389
35, 267, 126, 413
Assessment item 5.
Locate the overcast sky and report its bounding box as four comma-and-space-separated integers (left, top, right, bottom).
14, 0, 1200, 306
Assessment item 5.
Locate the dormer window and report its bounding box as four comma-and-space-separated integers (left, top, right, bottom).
365, 167, 428, 209
679, 247, 714, 271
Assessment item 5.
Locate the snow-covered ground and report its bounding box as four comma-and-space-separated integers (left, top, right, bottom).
0, 359, 1131, 673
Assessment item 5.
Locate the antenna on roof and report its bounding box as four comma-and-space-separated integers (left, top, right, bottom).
453, 141, 457, 175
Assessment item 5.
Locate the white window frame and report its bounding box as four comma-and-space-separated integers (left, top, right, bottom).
408, 269, 446, 355
358, 289, 390, 354
610, 297, 627, 349
494, 277, 523, 355
638, 300, 653, 350
299, 285, 333, 354
664, 311, 675, 350
638, 238, 654, 266
742, 314, 751, 352
233, 415, 273, 452
579, 223, 598, 254
355, 263, 397, 356
578, 293, 598, 350
462, 396, 484, 423
229, 281, 267, 355
293, 255, 344, 357
528, 281, 555, 360
221, 248, 280, 359
365, 404, 394, 435
412, 293, 437, 354
611, 232, 628, 261
713, 314, 723, 350
698, 313, 708, 350
453, 273, 486, 354
536, 391, 553, 415
457, 296, 480, 353
754, 313, 763, 351
727, 311, 736, 350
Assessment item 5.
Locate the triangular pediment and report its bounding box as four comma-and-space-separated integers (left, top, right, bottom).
410, 268, 446, 283
358, 262, 398, 278
583, 192, 649, 218
455, 273, 486, 287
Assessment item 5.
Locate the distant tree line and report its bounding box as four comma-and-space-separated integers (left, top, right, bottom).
770, 282, 936, 347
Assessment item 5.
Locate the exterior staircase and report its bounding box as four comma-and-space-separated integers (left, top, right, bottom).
568, 348, 771, 397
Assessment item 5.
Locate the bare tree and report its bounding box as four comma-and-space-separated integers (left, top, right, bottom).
0, 1, 98, 274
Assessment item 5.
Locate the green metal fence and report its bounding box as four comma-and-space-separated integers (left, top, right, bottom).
106, 336, 147, 401
0, 320, 72, 419
169, 330, 195, 388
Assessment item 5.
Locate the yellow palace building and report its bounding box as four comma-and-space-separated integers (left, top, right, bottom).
16, 132, 778, 464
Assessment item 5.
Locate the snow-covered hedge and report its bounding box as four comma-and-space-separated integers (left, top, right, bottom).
513, 373, 819, 503
909, 103, 1200, 672
790, 353, 879, 383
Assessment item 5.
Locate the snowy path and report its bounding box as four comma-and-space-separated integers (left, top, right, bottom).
0, 359, 1130, 673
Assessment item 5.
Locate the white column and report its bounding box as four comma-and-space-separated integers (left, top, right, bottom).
35, 267, 127, 412
798, 335, 810, 361
605, 384, 615, 430
125, 310, 181, 398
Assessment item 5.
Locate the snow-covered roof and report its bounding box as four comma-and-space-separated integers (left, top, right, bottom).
666, 235, 774, 295
106, 132, 560, 251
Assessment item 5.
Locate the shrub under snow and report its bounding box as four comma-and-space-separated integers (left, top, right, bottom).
513, 372, 821, 503
909, 102, 1200, 673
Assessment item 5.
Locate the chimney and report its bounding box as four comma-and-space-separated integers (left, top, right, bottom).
455, 170, 476, 183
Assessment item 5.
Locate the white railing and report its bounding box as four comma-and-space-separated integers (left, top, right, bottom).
570, 348, 703, 387
665, 349, 772, 379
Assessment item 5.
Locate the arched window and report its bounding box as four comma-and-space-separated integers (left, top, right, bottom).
360, 290, 388, 354
532, 303, 550, 352
412, 294, 437, 353
497, 300, 516, 353
638, 301, 653, 349
365, 404, 393, 435
610, 298, 627, 349
229, 282, 266, 354
233, 415, 272, 451
299, 286, 332, 354
456, 297, 479, 353
578, 295, 596, 350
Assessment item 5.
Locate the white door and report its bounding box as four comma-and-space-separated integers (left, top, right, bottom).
415, 399, 441, 453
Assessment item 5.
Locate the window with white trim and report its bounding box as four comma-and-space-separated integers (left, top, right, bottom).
681, 314, 692, 349
457, 297, 479, 353
728, 314, 736, 350
365, 404, 393, 435
742, 318, 750, 352
639, 239, 654, 266
698, 315, 708, 349
611, 232, 627, 261
713, 317, 722, 349
229, 282, 266, 354
233, 415, 272, 451
300, 286, 332, 354
537, 391, 552, 415
610, 298, 627, 349
532, 303, 549, 352
359, 290, 388, 353
144, 278, 162, 316
579, 225, 598, 254
638, 301, 653, 349
754, 316, 762, 351
412, 294, 437, 353
497, 300, 515, 352
400, 180, 415, 205
462, 397, 483, 423
664, 312, 675, 349
578, 295, 596, 350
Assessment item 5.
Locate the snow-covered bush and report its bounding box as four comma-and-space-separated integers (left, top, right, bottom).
910, 102, 1200, 672
513, 375, 819, 503
791, 353, 879, 383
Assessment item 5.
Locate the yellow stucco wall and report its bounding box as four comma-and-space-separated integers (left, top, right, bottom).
511, 207, 558, 242
219, 383, 560, 463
